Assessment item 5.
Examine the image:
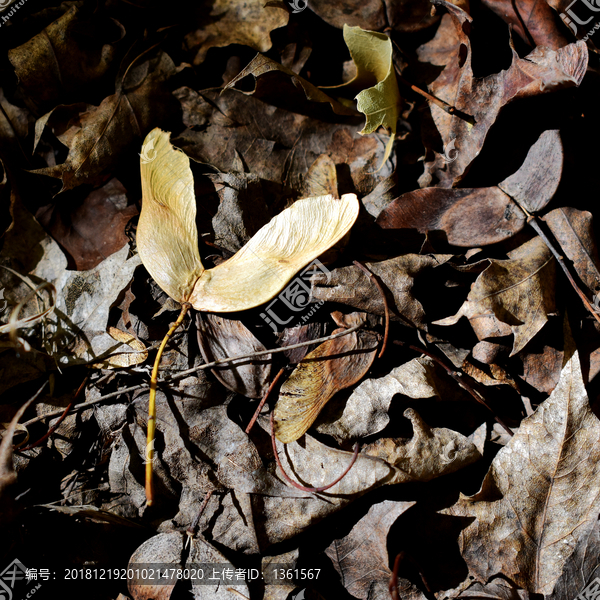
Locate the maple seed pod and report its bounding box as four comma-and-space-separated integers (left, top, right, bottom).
137, 127, 360, 312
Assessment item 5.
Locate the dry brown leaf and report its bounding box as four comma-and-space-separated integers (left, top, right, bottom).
225, 53, 357, 117
445, 345, 600, 596
434, 236, 556, 356
175, 87, 391, 194
497, 129, 563, 214
309, 0, 438, 32
36, 178, 138, 271
184, 0, 288, 65
137, 128, 360, 312
127, 532, 182, 600
196, 313, 272, 398
92, 327, 148, 369
8, 5, 122, 111
542, 207, 600, 297
316, 357, 439, 442
377, 130, 562, 246
325, 499, 417, 600
188, 536, 251, 599
274, 328, 379, 443
363, 408, 482, 483
32, 52, 179, 192
311, 255, 448, 328
417, 1, 587, 187
481, 0, 570, 49
376, 187, 527, 247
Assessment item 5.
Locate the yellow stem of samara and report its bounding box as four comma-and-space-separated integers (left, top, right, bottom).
145, 303, 191, 506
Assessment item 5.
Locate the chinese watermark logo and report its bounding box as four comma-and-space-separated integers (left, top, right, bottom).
0, 288, 7, 316
288, 0, 307, 13
441, 137, 458, 163
560, 0, 600, 41
260, 259, 330, 333
0, 0, 28, 28
575, 576, 600, 599
0, 559, 42, 600
139, 138, 157, 164
140, 439, 157, 465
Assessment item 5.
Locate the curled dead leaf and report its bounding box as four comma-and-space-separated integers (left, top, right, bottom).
273, 328, 379, 443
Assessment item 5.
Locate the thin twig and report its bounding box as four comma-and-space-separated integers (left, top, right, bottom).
168, 324, 362, 382
392, 339, 514, 436
383, 29, 476, 125
20, 325, 363, 428
353, 261, 389, 358
270, 412, 360, 493
527, 216, 600, 326
185, 490, 214, 547
245, 367, 286, 434
389, 552, 404, 600
16, 376, 88, 451
146, 303, 191, 506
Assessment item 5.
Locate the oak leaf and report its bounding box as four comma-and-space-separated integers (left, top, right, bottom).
445, 346, 600, 597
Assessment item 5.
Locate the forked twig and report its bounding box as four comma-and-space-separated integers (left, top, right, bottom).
270, 412, 360, 493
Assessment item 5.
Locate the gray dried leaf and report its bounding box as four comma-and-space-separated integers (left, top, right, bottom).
316, 357, 439, 441
311, 255, 447, 328
128, 532, 183, 600
197, 312, 272, 399
325, 500, 416, 600
363, 408, 482, 483
445, 347, 600, 596
188, 536, 251, 599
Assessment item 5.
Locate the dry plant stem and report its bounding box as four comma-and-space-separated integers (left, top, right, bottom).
146, 302, 191, 506
185, 489, 214, 547
270, 411, 360, 493
389, 552, 404, 600
16, 376, 88, 452
392, 340, 514, 437
526, 216, 600, 326
21, 325, 363, 428
353, 261, 389, 358
245, 367, 286, 434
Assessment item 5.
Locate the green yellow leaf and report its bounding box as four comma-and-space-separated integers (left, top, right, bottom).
336, 25, 402, 164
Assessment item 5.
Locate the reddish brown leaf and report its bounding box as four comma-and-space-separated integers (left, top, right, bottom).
376, 187, 526, 247
36, 179, 137, 271
481, 0, 570, 49
417, 1, 587, 187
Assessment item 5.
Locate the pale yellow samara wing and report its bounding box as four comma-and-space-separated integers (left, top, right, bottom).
137, 128, 359, 312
